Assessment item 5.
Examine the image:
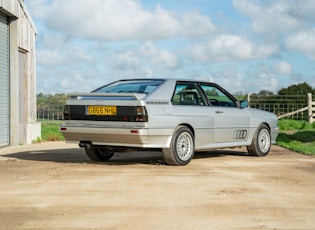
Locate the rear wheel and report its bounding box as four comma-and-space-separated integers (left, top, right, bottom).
247, 124, 271, 156
162, 126, 195, 166
85, 147, 115, 161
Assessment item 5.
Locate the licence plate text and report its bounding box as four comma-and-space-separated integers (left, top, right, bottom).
88, 106, 117, 116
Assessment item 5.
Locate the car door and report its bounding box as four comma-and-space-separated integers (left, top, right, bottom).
171, 82, 215, 147
199, 84, 250, 143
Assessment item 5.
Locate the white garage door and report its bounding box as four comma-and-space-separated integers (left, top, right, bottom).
0, 13, 10, 147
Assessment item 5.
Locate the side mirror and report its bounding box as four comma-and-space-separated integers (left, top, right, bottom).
239, 100, 248, 108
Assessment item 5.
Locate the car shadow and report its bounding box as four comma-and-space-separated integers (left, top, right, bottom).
2, 147, 249, 166
2, 147, 89, 164
194, 148, 249, 159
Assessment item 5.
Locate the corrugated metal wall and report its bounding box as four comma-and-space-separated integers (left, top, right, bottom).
0, 13, 10, 147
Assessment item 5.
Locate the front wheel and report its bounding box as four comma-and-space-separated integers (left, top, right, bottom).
85, 147, 115, 161
162, 126, 195, 166
247, 124, 271, 156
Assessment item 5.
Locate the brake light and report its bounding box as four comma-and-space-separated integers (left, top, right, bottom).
135, 106, 148, 122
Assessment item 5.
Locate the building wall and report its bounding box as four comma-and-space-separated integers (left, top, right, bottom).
0, 0, 40, 146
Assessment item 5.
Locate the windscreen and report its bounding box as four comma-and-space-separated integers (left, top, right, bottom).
92, 79, 164, 94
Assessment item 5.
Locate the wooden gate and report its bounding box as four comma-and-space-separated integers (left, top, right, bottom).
278, 93, 314, 123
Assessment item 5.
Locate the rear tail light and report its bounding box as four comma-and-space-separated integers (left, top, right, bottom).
135, 106, 148, 122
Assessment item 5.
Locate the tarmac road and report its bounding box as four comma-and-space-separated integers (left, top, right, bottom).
0, 142, 315, 229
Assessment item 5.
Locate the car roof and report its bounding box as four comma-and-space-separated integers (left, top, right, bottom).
117, 78, 216, 84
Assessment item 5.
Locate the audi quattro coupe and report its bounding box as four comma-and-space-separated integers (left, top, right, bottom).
60, 79, 279, 166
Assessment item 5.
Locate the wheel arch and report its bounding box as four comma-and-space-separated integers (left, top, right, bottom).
163, 124, 196, 166
261, 122, 271, 132
177, 123, 195, 137
247, 122, 272, 157
249, 122, 271, 143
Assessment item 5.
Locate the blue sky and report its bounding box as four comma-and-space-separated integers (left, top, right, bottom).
25, 0, 315, 94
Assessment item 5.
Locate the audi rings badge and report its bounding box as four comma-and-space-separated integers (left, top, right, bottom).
233, 130, 248, 139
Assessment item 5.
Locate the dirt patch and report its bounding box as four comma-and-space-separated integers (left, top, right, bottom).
0, 142, 314, 229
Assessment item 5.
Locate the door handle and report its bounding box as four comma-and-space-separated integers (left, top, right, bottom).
215, 110, 223, 114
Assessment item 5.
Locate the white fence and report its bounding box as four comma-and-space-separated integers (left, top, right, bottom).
248, 93, 314, 123
276, 93, 314, 123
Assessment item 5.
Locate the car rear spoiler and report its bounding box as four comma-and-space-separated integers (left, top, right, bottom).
67, 93, 147, 101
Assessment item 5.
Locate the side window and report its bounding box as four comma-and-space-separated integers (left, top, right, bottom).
172, 83, 205, 106
200, 84, 236, 107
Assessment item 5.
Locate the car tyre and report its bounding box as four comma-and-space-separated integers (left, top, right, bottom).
247, 124, 271, 156
162, 126, 195, 166
85, 148, 115, 161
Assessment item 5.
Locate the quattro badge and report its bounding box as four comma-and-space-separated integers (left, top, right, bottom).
233, 130, 248, 139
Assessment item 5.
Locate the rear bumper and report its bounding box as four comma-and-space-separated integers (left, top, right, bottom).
60, 125, 173, 148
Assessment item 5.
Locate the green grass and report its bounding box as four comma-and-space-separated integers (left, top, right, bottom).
278, 119, 315, 130
33, 120, 65, 143
277, 120, 315, 155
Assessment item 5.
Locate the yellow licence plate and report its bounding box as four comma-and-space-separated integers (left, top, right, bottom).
88, 106, 117, 116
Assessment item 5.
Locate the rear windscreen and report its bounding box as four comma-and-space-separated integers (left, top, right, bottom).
92, 79, 164, 94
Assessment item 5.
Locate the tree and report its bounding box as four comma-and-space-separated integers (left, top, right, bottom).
250, 90, 274, 97
278, 82, 314, 95
37, 92, 44, 98
257, 90, 274, 96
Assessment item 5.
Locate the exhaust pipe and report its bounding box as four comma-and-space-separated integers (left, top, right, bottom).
79, 142, 92, 149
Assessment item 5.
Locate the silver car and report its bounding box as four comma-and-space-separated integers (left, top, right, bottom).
60, 79, 279, 166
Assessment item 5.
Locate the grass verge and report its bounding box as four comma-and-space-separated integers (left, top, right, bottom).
277, 120, 315, 155
33, 120, 65, 143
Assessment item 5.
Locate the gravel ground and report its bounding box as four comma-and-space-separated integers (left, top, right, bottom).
0, 142, 314, 229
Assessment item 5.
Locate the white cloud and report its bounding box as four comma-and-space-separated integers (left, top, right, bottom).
36, 49, 64, 66
33, 0, 215, 41
232, 62, 280, 93
194, 65, 279, 94
36, 33, 95, 66
140, 41, 178, 69
215, 66, 244, 91
60, 73, 91, 92
108, 51, 153, 79
109, 41, 178, 72
233, 0, 311, 40
179, 11, 216, 38
186, 35, 278, 62
286, 28, 315, 60
26, 0, 315, 94
210, 35, 254, 60
26, 0, 51, 19
299, 0, 315, 22
72, 47, 95, 62
254, 73, 278, 92
110, 50, 140, 72
273, 61, 293, 75
245, 73, 278, 94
